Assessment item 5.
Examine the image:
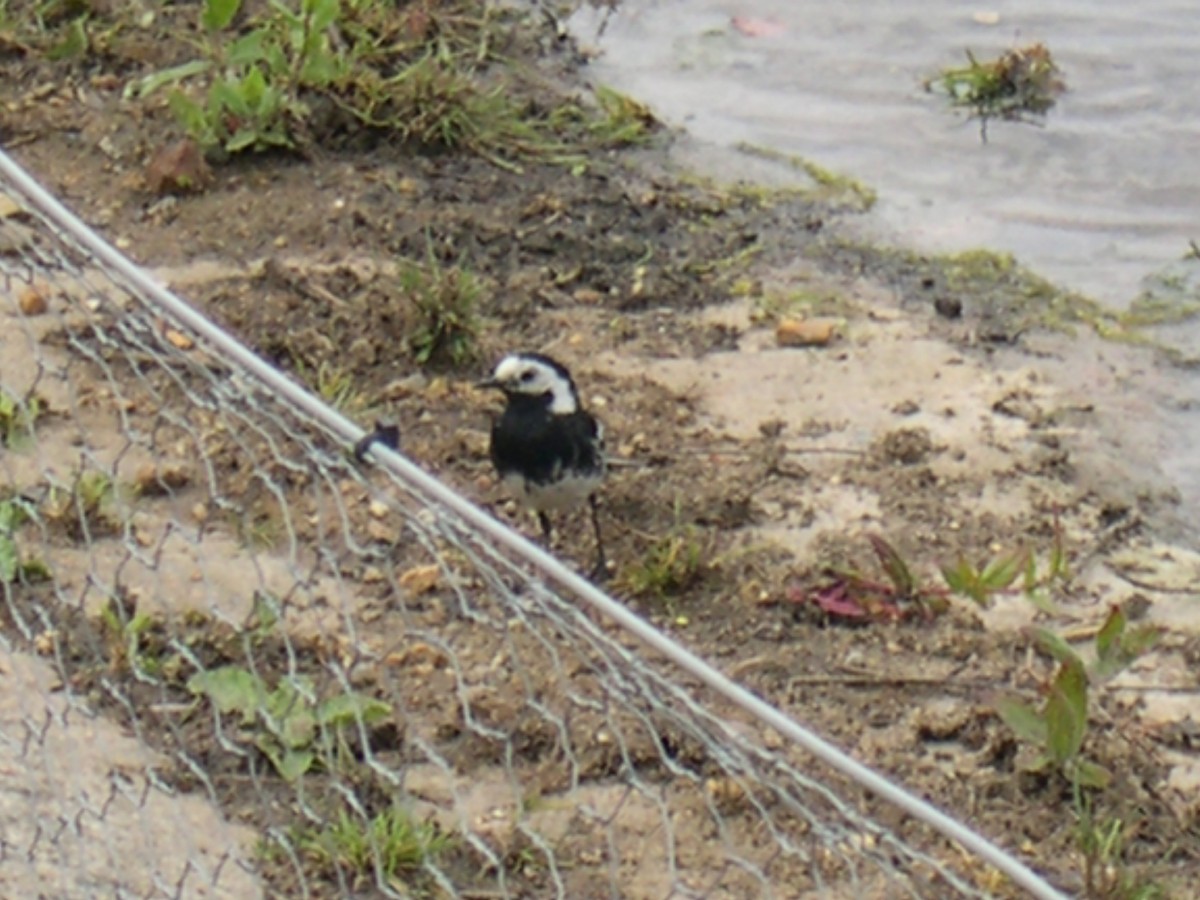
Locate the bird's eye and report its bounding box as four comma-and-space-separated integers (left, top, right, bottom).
520, 370, 535, 383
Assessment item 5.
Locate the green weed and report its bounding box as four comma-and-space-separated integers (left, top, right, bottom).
400, 251, 482, 368
1074, 794, 1166, 900
99, 595, 161, 679
187, 664, 392, 781
128, 0, 346, 153
295, 359, 365, 412
995, 605, 1161, 789
807, 522, 1070, 621
0, 495, 49, 584
941, 522, 1069, 613
0, 389, 41, 447
621, 516, 711, 608
548, 84, 657, 149
297, 805, 450, 887
120, 0, 640, 167
927, 43, 1066, 141
43, 468, 119, 537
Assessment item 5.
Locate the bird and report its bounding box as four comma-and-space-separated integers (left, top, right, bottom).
478, 352, 608, 578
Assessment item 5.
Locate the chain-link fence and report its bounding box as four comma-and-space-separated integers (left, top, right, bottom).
0, 149, 1064, 899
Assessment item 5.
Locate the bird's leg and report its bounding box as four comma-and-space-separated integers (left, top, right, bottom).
537, 511, 554, 546
587, 493, 608, 581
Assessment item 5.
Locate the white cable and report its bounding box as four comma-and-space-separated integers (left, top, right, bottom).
0, 148, 1068, 900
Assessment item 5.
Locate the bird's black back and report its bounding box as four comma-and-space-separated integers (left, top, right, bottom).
490, 392, 603, 485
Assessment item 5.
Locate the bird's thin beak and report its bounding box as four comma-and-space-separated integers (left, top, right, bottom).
476, 377, 503, 391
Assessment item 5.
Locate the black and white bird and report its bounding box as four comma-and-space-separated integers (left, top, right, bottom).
478, 352, 608, 577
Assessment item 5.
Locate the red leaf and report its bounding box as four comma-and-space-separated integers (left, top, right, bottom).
731, 16, 786, 38
813, 582, 869, 619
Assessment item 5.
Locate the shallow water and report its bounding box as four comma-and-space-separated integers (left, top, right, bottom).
570, 0, 1200, 524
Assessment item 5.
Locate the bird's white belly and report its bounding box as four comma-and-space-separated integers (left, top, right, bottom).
503, 470, 601, 512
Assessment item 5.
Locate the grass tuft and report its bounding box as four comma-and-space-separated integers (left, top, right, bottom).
927, 43, 1066, 141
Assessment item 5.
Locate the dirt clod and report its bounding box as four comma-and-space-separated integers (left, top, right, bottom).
875, 427, 935, 465
144, 139, 212, 195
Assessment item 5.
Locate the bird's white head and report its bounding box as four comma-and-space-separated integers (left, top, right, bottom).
483, 353, 580, 414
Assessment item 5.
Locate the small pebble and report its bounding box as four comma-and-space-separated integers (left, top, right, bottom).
776, 317, 839, 347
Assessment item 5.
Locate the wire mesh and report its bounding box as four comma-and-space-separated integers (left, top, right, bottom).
0, 150, 1061, 899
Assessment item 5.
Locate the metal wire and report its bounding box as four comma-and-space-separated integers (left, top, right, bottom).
0, 147, 1067, 899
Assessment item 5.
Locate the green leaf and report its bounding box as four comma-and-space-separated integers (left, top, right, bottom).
277, 748, 315, 780
301, 48, 343, 87
264, 675, 313, 718
239, 66, 268, 108
226, 30, 269, 67
269, 0, 303, 29
940, 558, 972, 592
941, 557, 988, 606
1025, 751, 1054, 774
125, 59, 212, 100
1049, 537, 1069, 579
264, 43, 288, 76
257, 737, 315, 780
1095, 605, 1126, 662
1044, 658, 1088, 765
248, 592, 281, 635
1092, 612, 1161, 680
0, 498, 30, 532
209, 77, 250, 118
276, 707, 316, 748
1023, 549, 1038, 592
47, 18, 88, 61
1033, 627, 1083, 667
264, 679, 317, 747
994, 698, 1047, 745
1070, 758, 1112, 789
317, 693, 392, 729
980, 546, 1029, 591
0, 534, 17, 583
167, 90, 211, 141
202, 0, 243, 31
868, 535, 916, 597
225, 128, 260, 153
187, 665, 265, 719
308, 0, 340, 33
1024, 589, 1063, 616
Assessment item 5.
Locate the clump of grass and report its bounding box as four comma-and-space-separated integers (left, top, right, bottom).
296, 806, 451, 887
927, 43, 1066, 141
621, 521, 711, 610
399, 252, 482, 369
295, 359, 366, 412
552, 84, 657, 148
346, 54, 567, 170
116, 0, 645, 168
1074, 796, 1166, 900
